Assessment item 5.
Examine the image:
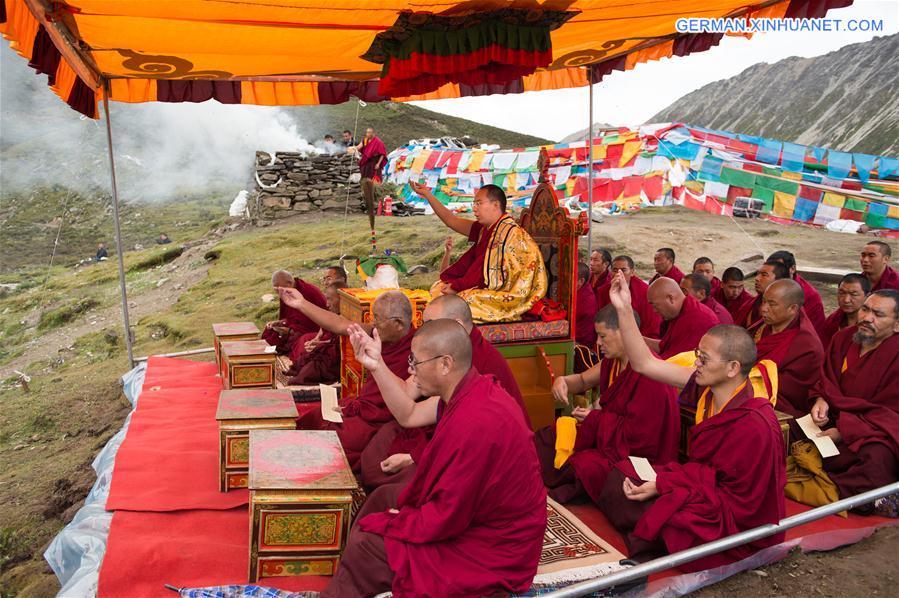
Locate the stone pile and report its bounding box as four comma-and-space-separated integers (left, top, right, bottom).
252, 151, 365, 221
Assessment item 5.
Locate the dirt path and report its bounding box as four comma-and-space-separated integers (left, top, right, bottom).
0, 236, 219, 380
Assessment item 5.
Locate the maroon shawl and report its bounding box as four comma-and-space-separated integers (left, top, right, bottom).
734, 294, 763, 329
359, 369, 547, 597
819, 308, 850, 351
358, 135, 387, 180
713, 287, 753, 321
751, 311, 824, 418
794, 274, 826, 336
814, 327, 899, 460
569, 358, 679, 502
658, 295, 718, 359
439, 219, 493, 292
619, 374, 786, 571
292, 331, 339, 385
702, 296, 733, 325
589, 270, 611, 300
870, 265, 899, 292
649, 265, 685, 285
575, 281, 598, 348
261, 277, 327, 349
597, 276, 662, 338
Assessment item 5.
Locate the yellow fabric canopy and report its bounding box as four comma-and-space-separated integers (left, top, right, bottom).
0, 0, 850, 117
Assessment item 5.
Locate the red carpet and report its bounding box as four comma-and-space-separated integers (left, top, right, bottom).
106, 357, 248, 512
97, 357, 897, 596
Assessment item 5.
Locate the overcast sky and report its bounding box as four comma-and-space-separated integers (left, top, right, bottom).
411, 0, 898, 141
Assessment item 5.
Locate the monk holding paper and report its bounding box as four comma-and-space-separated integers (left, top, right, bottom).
535, 305, 679, 504
597, 272, 786, 569
321, 320, 546, 597
809, 290, 899, 515
751, 279, 824, 421
276, 287, 414, 471
411, 180, 547, 322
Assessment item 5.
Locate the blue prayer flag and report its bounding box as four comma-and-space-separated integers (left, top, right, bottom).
852, 154, 877, 184
827, 151, 852, 179
755, 140, 782, 165
877, 157, 899, 179
793, 197, 818, 222
781, 142, 807, 172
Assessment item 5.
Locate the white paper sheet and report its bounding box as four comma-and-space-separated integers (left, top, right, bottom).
796, 414, 840, 458
320, 384, 343, 423
628, 456, 657, 482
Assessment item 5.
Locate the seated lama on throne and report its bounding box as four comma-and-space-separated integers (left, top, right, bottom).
409, 180, 547, 323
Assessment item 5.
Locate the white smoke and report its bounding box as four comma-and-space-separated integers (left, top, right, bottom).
0, 43, 319, 201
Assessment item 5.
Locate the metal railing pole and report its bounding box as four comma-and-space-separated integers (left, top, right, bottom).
543, 481, 899, 597
586, 68, 594, 258
102, 86, 135, 368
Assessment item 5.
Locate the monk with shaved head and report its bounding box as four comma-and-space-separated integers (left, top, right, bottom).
645, 276, 718, 359
751, 279, 824, 423
596, 272, 785, 569
323, 320, 546, 597
261, 269, 328, 355
768, 250, 827, 336
359, 294, 526, 490
277, 287, 415, 471
681, 273, 732, 325
735, 260, 790, 328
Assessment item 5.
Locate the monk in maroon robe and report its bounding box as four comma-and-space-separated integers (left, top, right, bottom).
648, 247, 684, 284
575, 262, 598, 348
735, 260, 789, 329
360, 295, 527, 490
681, 273, 733, 325
810, 290, 899, 510
750, 279, 824, 422
596, 273, 785, 568
536, 305, 679, 503
323, 320, 545, 597
713, 266, 754, 321
646, 277, 718, 359
768, 250, 826, 335
861, 241, 899, 291
692, 256, 722, 297
276, 287, 415, 471
820, 273, 870, 349
589, 248, 612, 301
285, 282, 346, 383
354, 127, 387, 230
596, 255, 661, 338
262, 270, 327, 354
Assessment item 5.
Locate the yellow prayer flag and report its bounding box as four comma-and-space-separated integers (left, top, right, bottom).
410, 149, 431, 174
466, 150, 486, 172
782, 171, 803, 181
591, 144, 606, 161
822, 192, 846, 208
773, 191, 797, 217
888, 205, 899, 219
620, 140, 642, 167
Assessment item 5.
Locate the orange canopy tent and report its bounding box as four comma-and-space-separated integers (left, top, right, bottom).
0, 0, 851, 366
2, 0, 850, 118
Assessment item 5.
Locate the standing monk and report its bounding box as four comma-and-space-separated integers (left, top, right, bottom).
810, 290, 899, 515
359, 294, 526, 490
751, 279, 824, 421
713, 266, 754, 321
354, 126, 387, 231
860, 241, 899, 291
820, 273, 871, 349
692, 257, 721, 296
275, 287, 415, 471
768, 250, 826, 336
589, 248, 613, 300
681, 273, 732, 325
598, 272, 785, 569
734, 260, 790, 329
262, 270, 327, 355
535, 305, 679, 504
645, 277, 718, 359
322, 320, 546, 597
648, 247, 684, 284
411, 180, 547, 322
596, 255, 662, 338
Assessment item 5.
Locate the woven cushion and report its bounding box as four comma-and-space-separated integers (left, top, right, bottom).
478, 319, 570, 343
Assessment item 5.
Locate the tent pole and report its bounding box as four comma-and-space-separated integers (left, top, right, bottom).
102, 85, 135, 368
586, 68, 594, 258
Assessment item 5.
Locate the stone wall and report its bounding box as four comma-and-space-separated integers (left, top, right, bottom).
252, 151, 365, 221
